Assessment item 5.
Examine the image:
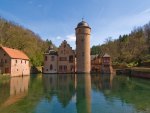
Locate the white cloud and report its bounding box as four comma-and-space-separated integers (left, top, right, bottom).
66, 34, 76, 42
56, 36, 62, 40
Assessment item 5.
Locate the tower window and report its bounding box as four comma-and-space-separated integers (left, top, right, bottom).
81, 39, 84, 43
78, 29, 81, 33
82, 52, 84, 56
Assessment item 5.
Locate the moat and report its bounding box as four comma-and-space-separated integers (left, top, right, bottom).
0, 74, 150, 113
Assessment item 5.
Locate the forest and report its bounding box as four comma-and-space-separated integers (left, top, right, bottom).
0, 17, 150, 68
0, 17, 53, 67
91, 22, 150, 67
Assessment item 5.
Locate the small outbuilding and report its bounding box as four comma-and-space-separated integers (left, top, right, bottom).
101, 53, 113, 74
0, 46, 30, 76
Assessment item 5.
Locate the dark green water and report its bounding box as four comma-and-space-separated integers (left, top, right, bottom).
0, 74, 150, 113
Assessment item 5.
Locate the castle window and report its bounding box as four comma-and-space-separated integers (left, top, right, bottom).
69, 55, 73, 63
64, 65, 67, 71
21, 60, 22, 63
59, 57, 67, 61
51, 56, 55, 61
5, 59, 7, 63
16, 60, 17, 63
45, 56, 47, 61
4, 53, 6, 56
70, 65, 74, 71
50, 64, 53, 70
25, 61, 26, 64
59, 65, 62, 71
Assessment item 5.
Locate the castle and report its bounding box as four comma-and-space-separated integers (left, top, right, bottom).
43, 20, 113, 74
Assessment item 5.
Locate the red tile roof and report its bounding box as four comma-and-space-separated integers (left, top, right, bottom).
1, 46, 29, 60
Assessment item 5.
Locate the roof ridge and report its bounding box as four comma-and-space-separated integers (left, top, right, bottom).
1, 46, 29, 60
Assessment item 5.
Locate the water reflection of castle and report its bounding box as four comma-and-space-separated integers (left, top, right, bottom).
42, 74, 114, 113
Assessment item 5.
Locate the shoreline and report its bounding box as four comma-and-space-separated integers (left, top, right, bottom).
116, 67, 150, 79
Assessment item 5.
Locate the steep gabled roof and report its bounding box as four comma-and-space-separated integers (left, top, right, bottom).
103, 53, 110, 58
0, 46, 29, 60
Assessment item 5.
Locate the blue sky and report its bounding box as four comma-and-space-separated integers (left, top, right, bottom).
0, 0, 150, 48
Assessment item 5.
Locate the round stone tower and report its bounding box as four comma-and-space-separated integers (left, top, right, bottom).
75, 20, 91, 73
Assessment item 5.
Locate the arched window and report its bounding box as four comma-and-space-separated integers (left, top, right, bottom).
50, 64, 53, 70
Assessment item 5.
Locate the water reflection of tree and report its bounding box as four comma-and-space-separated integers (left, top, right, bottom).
0, 78, 10, 106
91, 74, 114, 91
91, 74, 150, 112
42, 74, 76, 107
109, 76, 150, 111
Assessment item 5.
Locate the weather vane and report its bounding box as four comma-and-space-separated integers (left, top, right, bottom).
82, 18, 84, 21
